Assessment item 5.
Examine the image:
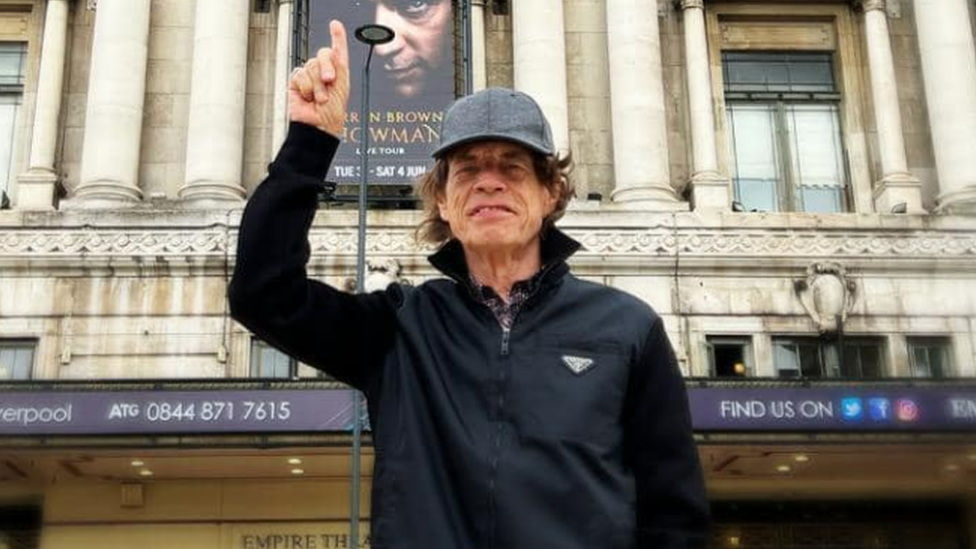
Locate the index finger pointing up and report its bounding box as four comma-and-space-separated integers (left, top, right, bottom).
330, 20, 349, 72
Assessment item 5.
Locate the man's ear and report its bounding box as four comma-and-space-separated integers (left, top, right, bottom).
545, 183, 559, 216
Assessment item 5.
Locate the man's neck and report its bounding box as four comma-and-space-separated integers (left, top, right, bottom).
464, 241, 542, 302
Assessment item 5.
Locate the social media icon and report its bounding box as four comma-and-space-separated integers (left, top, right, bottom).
841, 398, 863, 421
868, 398, 891, 421
896, 399, 919, 422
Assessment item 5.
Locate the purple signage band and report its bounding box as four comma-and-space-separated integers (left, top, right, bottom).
0, 390, 362, 436
2, 386, 976, 436
687, 386, 976, 432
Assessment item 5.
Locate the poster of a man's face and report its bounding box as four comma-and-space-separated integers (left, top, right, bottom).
373, 0, 453, 99
310, 0, 456, 186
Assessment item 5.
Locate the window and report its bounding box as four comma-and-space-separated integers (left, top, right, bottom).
0, 42, 26, 202
706, 336, 754, 377
250, 339, 297, 378
773, 337, 884, 379
0, 340, 35, 380
723, 52, 849, 213
250, 339, 331, 379
908, 337, 953, 378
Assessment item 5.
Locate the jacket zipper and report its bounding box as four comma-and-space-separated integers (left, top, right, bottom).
486, 276, 553, 549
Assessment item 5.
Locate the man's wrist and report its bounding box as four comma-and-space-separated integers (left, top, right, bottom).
273, 122, 341, 180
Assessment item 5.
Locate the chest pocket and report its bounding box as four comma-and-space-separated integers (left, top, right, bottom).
510, 343, 630, 443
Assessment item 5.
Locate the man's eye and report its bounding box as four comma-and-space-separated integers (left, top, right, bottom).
401, 0, 430, 16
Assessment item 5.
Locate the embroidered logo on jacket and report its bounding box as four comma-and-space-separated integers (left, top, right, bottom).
562, 355, 595, 375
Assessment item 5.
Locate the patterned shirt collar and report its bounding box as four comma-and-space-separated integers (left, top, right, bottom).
469, 273, 540, 330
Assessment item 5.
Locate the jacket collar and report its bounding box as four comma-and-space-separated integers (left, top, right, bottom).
427, 228, 581, 287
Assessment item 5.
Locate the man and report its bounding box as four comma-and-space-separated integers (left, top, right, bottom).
372, 0, 453, 100
229, 20, 710, 549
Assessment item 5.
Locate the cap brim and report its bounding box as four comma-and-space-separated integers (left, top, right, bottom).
432, 133, 555, 159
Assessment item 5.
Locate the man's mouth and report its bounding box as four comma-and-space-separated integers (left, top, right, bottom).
469, 205, 515, 218
384, 64, 421, 81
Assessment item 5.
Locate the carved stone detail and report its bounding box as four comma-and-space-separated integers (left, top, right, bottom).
857, 0, 886, 13
793, 262, 858, 333
679, 0, 705, 10
1, 228, 975, 260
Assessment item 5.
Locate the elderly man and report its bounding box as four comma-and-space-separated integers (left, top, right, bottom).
229, 20, 709, 549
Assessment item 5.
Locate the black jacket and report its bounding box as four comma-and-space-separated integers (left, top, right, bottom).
229, 123, 710, 549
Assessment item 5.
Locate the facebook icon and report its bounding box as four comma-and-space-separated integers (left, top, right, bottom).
868, 398, 891, 421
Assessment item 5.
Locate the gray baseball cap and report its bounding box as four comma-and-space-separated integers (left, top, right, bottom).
432, 88, 555, 159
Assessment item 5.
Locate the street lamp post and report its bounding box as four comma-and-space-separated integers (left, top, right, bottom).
350, 23, 395, 549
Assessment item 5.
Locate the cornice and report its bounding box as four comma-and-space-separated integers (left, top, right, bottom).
1, 225, 974, 265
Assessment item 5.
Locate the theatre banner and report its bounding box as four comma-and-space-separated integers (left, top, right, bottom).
686, 386, 976, 432
309, 0, 456, 185
2, 386, 976, 436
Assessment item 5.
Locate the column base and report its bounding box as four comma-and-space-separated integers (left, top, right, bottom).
935, 185, 976, 215
610, 184, 689, 211
178, 181, 247, 208
873, 173, 925, 214
64, 180, 143, 209
689, 171, 731, 212
16, 170, 61, 211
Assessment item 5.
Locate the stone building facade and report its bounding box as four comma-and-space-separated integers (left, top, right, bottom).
1, 0, 975, 548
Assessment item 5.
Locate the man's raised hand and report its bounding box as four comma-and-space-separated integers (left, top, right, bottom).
289, 20, 350, 137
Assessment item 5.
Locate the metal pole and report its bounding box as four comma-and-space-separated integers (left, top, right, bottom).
463, 0, 473, 95
350, 45, 374, 549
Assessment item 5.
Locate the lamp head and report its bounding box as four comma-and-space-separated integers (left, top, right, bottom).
354, 24, 395, 46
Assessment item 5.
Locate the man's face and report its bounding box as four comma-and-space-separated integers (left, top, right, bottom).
437, 142, 557, 254
372, 0, 452, 98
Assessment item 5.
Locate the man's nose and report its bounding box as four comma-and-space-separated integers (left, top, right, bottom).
374, 8, 404, 58
473, 171, 507, 194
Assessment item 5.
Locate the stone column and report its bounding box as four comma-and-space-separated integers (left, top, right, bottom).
512, 0, 570, 153
471, 0, 488, 92
73, 0, 152, 207
607, 0, 685, 209
271, 0, 293, 156
180, 0, 250, 204
17, 0, 70, 210
914, 0, 976, 214
680, 0, 730, 211
861, 0, 923, 213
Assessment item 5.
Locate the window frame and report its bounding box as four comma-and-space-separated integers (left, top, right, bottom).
0, 41, 27, 201
705, 335, 756, 378
707, 4, 875, 214
0, 339, 37, 380
249, 339, 298, 379
772, 335, 886, 380
722, 51, 851, 213
907, 336, 954, 379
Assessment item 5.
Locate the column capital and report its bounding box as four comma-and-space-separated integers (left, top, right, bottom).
276, 0, 294, 5
856, 0, 886, 13
678, 0, 704, 11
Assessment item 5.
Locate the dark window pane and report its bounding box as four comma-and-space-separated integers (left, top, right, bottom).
859, 344, 882, 377
909, 337, 953, 378
723, 51, 836, 93
798, 343, 823, 377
